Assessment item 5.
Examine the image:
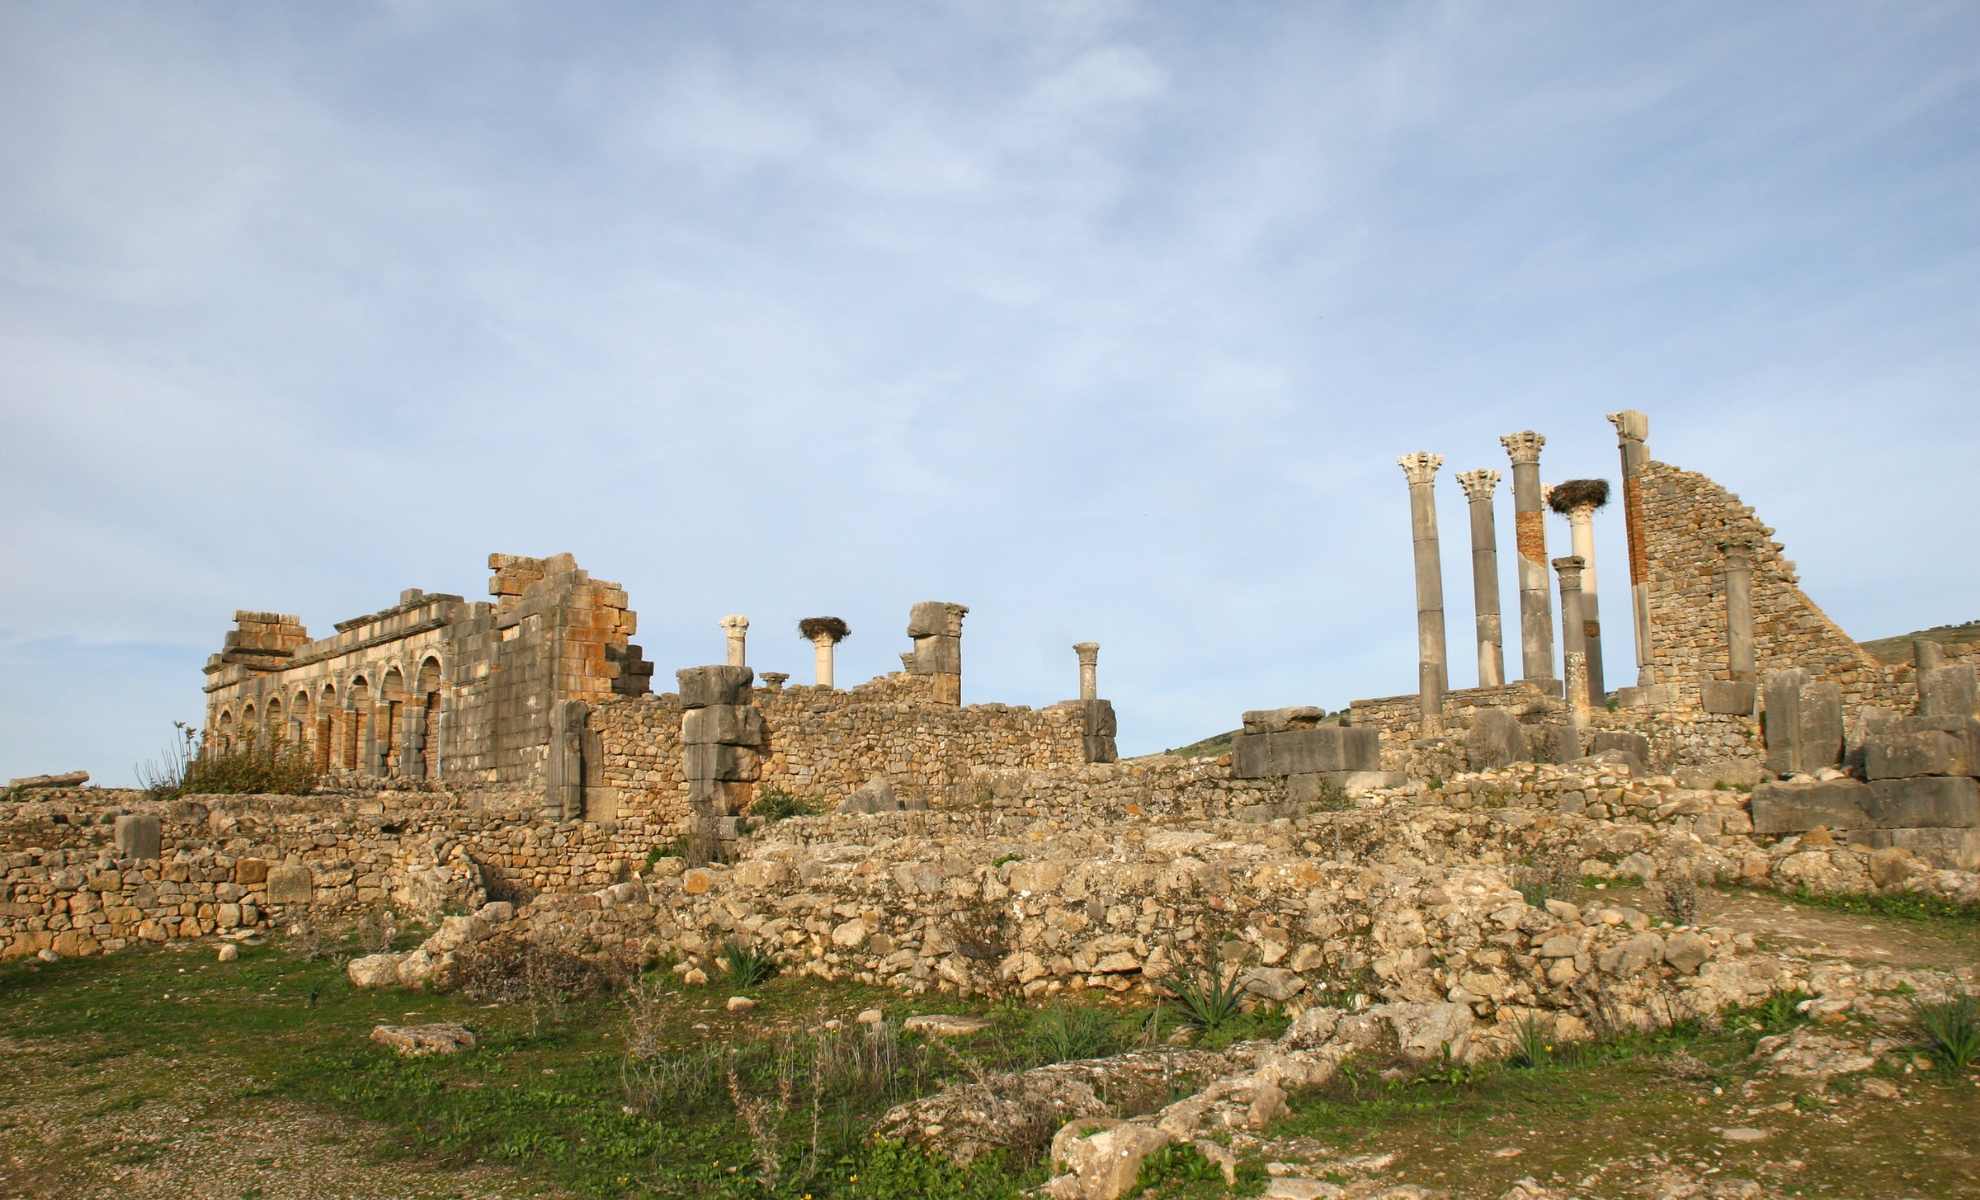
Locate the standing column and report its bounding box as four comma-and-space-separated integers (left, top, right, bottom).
1454, 469, 1505, 688
1606, 410, 1653, 686
1500, 431, 1555, 687
1549, 480, 1611, 700
1398, 452, 1449, 736
1554, 555, 1589, 706
1075, 643, 1100, 701
720, 615, 750, 667
799, 617, 849, 688
1721, 539, 1756, 683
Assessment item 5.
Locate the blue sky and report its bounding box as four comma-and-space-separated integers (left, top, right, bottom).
3, 1, 1975, 784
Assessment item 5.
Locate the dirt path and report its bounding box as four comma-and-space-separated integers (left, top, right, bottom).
1579, 884, 1979, 971
0, 1038, 559, 1200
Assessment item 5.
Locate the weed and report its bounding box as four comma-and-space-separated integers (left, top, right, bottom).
1660, 877, 1700, 926
749, 785, 817, 822
451, 937, 608, 1032
717, 935, 779, 988
1909, 991, 1980, 1072
354, 904, 399, 956
991, 854, 1023, 869
1509, 1014, 1555, 1069
1778, 885, 1980, 925
1023, 1004, 1124, 1064
139, 722, 318, 802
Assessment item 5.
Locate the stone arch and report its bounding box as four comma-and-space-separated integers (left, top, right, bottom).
265, 696, 284, 741
416, 656, 444, 780
217, 708, 236, 755
380, 667, 406, 775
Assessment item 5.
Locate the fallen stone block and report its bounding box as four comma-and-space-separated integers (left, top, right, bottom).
837, 774, 900, 813
1749, 778, 1872, 835
8, 771, 89, 789
371, 1022, 476, 1056
347, 953, 406, 988
1852, 827, 1980, 871
903, 1014, 992, 1037
1240, 707, 1326, 734
1588, 731, 1650, 764
1865, 776, 1980, 828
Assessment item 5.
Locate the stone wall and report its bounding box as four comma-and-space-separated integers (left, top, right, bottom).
584, 672, 1095, 831
1636, 460, 1887, 708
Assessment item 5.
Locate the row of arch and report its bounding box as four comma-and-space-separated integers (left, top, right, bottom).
212, 656, 446, 780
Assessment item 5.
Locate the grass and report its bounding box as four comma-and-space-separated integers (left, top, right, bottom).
748, 786, 818, 823
1910, 992, 1980, 1072
1779, 884, 1980, 926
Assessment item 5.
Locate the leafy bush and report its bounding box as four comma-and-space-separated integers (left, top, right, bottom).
1910, 991, 1980, 1072
139, 721, 317, 802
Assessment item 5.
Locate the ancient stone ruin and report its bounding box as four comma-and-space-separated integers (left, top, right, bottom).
1, 407, 1974, 1196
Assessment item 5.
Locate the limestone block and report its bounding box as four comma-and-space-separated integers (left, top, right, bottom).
371, 1022, 476, 1056
1083, 736, 1119, 764
235, 858, 269, 885
907, 601, 966, 638
1588, 731, 1650, 764
1761, 669, 1807, 775
1317, 769, 1405, 794
1673, 760, 1764, 790
1081, 699, 1118, 737
1700, 680, 1756, 716
1383, 1001, 1474, 1061
1865, 729, 1970, 780
1798, 681, 1844, 772
1918, 664, 1978, 721
675, 665, 755, 709
682, 705, 766, 747
112, 815, 161, 861
1854, 828, 1980, 871
348, 953, 406, 988
1230, 733, 1272, 779
836, 774, 899, 814
1240, 707, 1326, 734
264, 865, 313, 905
1749, 778, 1872, 835
1267, 727, 1378, 775
1865, 776, 1980, 829
1464, 709, 1529, 770
684, 743, 761, 782
1662, 933, 1711, 975
911, 634, 961, 675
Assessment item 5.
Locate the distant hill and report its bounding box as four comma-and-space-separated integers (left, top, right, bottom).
1138, 729, 1239, 760
1858, 620, 1980, 665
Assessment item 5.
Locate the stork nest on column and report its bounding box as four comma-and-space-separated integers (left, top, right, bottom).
1547, 478, 1611, 513
798, 616, 851, 643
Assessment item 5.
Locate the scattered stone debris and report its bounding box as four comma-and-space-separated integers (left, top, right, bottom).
370, 1022, 477, 1056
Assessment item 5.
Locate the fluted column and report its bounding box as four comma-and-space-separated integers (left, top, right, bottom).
1454, 469, 1504, 688
1607, 410, 1653, 685
1720, 539, 1756, 683
1074, 642, 1100, 701
1554, 555, 1589, 707
720, 615, 749, 667
1500, 431, 1555, 686
1399, 452, 1448, 735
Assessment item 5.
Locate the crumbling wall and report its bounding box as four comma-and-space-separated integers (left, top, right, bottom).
585, 673, 1093, 831
1637, 461, 1886, 708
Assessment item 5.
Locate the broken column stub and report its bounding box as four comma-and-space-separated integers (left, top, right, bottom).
676, 665, 760, 827
1762, 669, 1843, 777
906, 602, 968, 705
720, 615, 750, 667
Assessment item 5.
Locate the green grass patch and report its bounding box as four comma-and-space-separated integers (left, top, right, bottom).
1778, 885, 1980, 925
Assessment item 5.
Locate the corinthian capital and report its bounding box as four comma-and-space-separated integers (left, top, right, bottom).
1606, 410, 1648, 445
1397, 451, 1444, 486
1454, 468, 1500, 503
1499, 430, 1545, 466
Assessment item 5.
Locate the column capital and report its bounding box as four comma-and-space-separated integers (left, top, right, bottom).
1073, 642, 1100, 665
719, 614, 750, 636
1454, 468, 1500, 502
1397, 451, 1444, 485
1552, 555, 1586, 584
1606, 409, 1648, 445
1717, 538, 1756, 564
1499, 431, 1545, 465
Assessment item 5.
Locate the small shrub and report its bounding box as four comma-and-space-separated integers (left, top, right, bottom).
749, 785, 817, 822
1910, 991, 1980, 1072
284, 916, 325, 964
140, 722, 318, 802
1024, 1004, 1123, 1064
451, 937, 608, 1032
354, 904, 399, 955
1171, 960, 1245, 1033
717, 935, 779, 988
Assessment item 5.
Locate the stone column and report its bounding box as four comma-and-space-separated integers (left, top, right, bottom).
813, 636, 835, 687
800, 617, 849, 689
1553, 487, 1609, 700
1454, 469, 1505, 688
1499, 431, 1555, 687
1398, 452, 1449, 736
720, 615, 749, 667
1606, 410, 1653, 685
1564, 651, 1591, 724
1720, 539, 1756, 682
1553, 555, 1590, 707
1075, 643, 1100, 702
